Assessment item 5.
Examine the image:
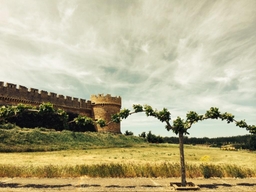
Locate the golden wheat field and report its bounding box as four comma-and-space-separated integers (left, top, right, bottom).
0, 144, 255, 168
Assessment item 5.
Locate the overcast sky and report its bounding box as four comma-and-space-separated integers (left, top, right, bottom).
0, 0, 255, 138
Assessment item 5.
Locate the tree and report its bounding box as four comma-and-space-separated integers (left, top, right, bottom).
124, 130, 134, 136
145, 131, 164, 143
139, 131, 146, 138
110, 105, 256, 186
0, 103, 105, 131
247, 134, 256, 150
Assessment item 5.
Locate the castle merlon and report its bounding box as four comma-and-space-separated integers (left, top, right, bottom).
90, 94, 121, 107
0, 81, 92, 109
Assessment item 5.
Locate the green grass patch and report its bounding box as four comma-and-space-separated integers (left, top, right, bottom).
0, 126, 146, 152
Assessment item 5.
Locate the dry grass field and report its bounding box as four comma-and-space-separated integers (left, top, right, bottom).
0, 144, 255, 168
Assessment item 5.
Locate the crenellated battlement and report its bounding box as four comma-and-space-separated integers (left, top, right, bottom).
0, 81, 92, 109
0, 81, 122, 133
90, 94, 121, 107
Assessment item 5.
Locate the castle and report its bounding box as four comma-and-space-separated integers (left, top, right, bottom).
0, 82, 121, 133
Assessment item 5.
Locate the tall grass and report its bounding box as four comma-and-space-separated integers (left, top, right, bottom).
0, 163, 254, 178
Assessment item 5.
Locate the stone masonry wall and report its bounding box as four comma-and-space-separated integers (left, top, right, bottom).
91, 94, 121, 133
0, 82, 121, 133
0, 82, 92, 116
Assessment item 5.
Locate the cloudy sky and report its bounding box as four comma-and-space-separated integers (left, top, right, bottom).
0, 0, 255, 138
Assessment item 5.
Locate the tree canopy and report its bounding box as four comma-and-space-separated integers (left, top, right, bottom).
111, 105, 256, 134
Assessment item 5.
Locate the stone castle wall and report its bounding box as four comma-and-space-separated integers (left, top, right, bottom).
91, 94, 121, 133
0, 82, 92, 116
0, 82, 121, 133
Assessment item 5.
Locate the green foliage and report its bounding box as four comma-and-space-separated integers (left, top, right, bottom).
236, 120, 248, 128
156, 108, 171, 122
111, 113, 121, 123
96, 118, 106, 127
0, 103, 69, 131
38, 102, 55, 114
0, 123, 16, 129
74, 115, 94, 126
146, 131, 164, 143
0, 103, 102, 132
139, 131, 146, 138
0, 106, 15, 119
144, 105, 156, 117
57, 109, 69, 121
248, 125, 256, 134
205, 107, 221, 119
56, 109, 69, 129
0, 104, 34, 121
124, 130, 134, 136
111, 104, 255, 136
181, 107, 255, 134
16, 103, 33, 113
173, 117, 190, 135
247, 134, 256, 150
139, 133, 253, 149
186, 111, 203, 124
134, 104, 171, 123
234, 120, 256, 134
133, 104, 143, 113
119, 108, 130, 119
173, 117, 185, 134
111, 108, 130, 123
38, 106, 69, 131
220, 112, 234, 123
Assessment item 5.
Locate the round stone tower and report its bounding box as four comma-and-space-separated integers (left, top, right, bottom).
90, 94, 121, 133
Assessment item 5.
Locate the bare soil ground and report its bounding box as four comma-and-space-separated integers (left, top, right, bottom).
1, 177, 256, 192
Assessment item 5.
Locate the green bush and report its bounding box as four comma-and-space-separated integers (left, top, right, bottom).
0, 123, 16, 129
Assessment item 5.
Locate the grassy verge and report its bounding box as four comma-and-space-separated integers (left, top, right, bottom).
0, 163, 254, 178
0, 126, 146, 152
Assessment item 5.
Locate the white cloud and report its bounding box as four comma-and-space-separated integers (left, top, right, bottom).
0, 0, 255, 137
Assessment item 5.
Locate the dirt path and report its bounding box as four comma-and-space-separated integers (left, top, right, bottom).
1, 177, 256, 191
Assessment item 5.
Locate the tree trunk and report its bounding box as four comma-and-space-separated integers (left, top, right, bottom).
179, 131, 186, 186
